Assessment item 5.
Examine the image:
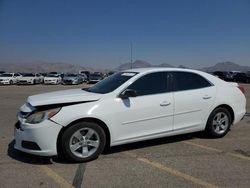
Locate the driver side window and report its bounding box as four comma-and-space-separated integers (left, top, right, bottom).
127, 72, 168, 96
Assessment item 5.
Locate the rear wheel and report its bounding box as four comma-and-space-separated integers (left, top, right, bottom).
61, 121, 106, 162
205, 107, 232, 138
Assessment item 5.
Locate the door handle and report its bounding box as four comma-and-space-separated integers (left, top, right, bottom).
160, 101, 171, 106
203, 95, 212, 99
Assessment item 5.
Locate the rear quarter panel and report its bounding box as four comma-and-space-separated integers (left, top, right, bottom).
215, 85, 246, 124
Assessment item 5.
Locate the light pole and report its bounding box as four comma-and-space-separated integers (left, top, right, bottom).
130, 42, 133, 69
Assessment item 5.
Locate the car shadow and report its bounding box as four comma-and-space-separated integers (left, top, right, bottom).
7, 140, 54, 165
102, 132, 201, 155
8, 132, 207, 164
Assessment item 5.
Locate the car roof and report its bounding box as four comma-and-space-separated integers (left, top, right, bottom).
123, 67, 203, 74
123, 67, 227, 86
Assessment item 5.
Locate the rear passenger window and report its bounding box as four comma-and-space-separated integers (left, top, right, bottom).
172, 72, 212, 91
127, 72, 168, 96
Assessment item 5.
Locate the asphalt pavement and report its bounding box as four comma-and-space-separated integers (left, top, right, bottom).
0, 84, 249, 188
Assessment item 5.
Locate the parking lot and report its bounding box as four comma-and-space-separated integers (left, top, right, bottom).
0, 84, 250, 188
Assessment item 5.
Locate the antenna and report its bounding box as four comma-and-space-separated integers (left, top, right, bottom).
130, 42, 133, 69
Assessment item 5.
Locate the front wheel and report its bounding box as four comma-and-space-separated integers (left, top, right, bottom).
61, 122, 106, 162
205, 107, 232, 138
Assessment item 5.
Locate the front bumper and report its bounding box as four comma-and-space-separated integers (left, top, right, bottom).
14, 119, 63, 156
63, 80, 78, 85
44, 80, 59, 84
0, 80, 11, 84
17, 80, 34, 85
88, 80, 101, 84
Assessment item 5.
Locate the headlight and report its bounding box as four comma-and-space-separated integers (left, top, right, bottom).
25, 107, 61, 124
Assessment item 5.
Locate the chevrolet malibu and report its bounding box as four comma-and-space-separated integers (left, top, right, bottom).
14, 68, 246, 162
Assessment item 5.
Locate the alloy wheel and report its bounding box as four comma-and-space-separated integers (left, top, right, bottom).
212, 112, 229, 134
69, 128, 100, 158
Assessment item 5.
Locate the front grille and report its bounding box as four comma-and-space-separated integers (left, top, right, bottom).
21, 141, 41, 150
18, 80, 28, 83
63, 80, 73, 84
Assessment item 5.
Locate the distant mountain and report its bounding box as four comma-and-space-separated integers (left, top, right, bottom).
178, 65, 189, 69
202, 62, 250, 72
158, 63, 175, 68
117, 61, 250, 72
116, 60, 152, 70
1, 60, 249, 73
116, 60, 176, 70
0, 62, 95, 73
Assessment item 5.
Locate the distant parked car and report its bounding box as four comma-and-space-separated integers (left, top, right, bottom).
234, 73, 250, 83
79, 70, 90, 81
17, 73, 43, 85
44, 73, 62, 85
88, 72, 103, 84
213, 71, 232, 81
79, 73, 88, 82
0, 73, 22, 85
62, 73, 83, 85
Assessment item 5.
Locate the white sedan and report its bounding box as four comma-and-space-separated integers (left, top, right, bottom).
14, 68, 246, 162
0, 73, 22, 85
43, 74, 62, 84
17, 73, 43, 85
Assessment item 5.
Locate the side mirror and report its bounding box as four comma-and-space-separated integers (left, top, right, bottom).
120, 89, 137, 99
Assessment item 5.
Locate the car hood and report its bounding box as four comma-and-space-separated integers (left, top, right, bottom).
44, 77, 59, 79
0, 77, 13, 79
19, 77, 34, 80
63, 76, 78, 80
27, 88, 102, 107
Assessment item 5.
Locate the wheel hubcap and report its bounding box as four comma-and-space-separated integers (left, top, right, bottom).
212, 112, 229, 134
69, 128, 100, 158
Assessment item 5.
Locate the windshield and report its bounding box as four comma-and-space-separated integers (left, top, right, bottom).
84, 72, 137, 94
65, 74, 77, 77
0, 73, 13, 77
46, 74, 59, 77
89, 73, 102, 78
22, 73, 35, 77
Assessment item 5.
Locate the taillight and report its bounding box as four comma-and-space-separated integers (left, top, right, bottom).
238, 86, 245, 94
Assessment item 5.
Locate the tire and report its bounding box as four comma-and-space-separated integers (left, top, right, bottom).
9, 80, 13, 85
205, 107, 232, 138
61, 121, 106, 162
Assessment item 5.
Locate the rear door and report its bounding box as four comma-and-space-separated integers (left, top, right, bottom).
171, 71, 216, 131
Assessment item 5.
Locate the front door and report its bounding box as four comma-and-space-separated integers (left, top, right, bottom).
111, 72, 174, 144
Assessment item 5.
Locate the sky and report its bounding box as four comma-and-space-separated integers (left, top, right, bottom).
0, 0, 250, 69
